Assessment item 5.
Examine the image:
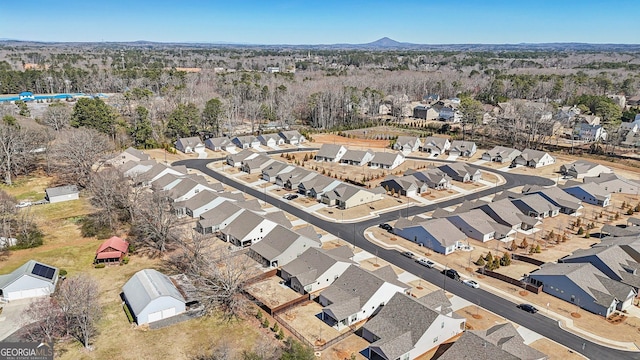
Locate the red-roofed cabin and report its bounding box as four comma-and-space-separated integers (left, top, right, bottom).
95, 236, 129, 264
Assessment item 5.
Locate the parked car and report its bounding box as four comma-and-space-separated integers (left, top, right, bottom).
443, 269, 460, 281
401, 251, 415, 259
416, 258, 435, 268
517, 304, 538, 313
462, 279, 480, 289
15, 201, 32, 208
379, 223, 392, 231
283, 194, 298, 200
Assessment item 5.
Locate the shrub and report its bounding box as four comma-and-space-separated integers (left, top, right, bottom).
272, 322, 279, 332
484, 251, 493, 263
59, 269, 68, 277
535, 244, 541, 253
277, 329, 284, 340
475, 256, 485, 266
262, 318, 270, 329
500, 252, 512, 266
577, 226, 584, 235
256, 310, 263, 320
627, 209, 635, 216
95, 263, 106, 269
122, 256, 130, 264
585, 231, 590, 239
520, 239, 529, 249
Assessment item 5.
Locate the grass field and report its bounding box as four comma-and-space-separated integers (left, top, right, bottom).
0, 175, 268, 360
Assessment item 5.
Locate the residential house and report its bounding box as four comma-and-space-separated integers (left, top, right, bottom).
151, 173, 185, 191
448, 140, 477, 157
122, 269, 186, 325
45, 185, 79, 203
226, 149, 259, 167
511, 194, 560, 219
95, 236, 129, 264
321, 184, 384, 209
437, 105, 461, 122
257, 133, 285, 147
180, 190, 238, 218
471, 323, 548, 360
369, 151, 405, 170
438, 163, 481, 183
560, 160, 612, 179
278, 130, 306, 145
248, 225, 321, 268
315, 144, 347, 162
318, 265, 409, 330
413, 105, 439, 121
108, 147, 151, 166
578, 114, 601, 126
0, 260, 59, 301
276, 167, 309, 188
196, 201, 245, 234
562, 181, 611, 207
528, 262, 635, 317
167, 177, 215, 203
522, 185, 583, 215
393, 136, 422, 154
300, 176, 342, 200
204, 137, 235, 152
422, 136, 451, 155
361, 292, 465, 360
281, 246, 355, 294
447, 209, 514, 242
380, 176, 428, 197
339, 149, 375, 166
513, 149, 556, 168
438, 331, 520, 360
560, 246, 640, 294
219, 210, 290, 247
481, 146, 522, 163
478, 199, 526, 230
422, 94, 440, 104
175, 136, 204, 153
408, 168, 452, 190
140, 163, 188, 184
394, 217, 467, 255
583, 173, 640, 194
231, 135, 261, 149
574, 123, 607, 142
262, 162, 295, 183
120, 160, 156, 178
241, 154, 276, 174
285, 170, 318, 190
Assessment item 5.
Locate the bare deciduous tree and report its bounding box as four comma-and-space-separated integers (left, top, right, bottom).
22, 297, 64, 343
55, 274, 101, 349
51, 128, 114, 188
130, 191, 179, 256
0, 123, 47, 185
42, 103, 72, 131
88, 168, 130, 230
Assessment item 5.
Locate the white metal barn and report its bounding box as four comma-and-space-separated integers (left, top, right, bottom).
122, 269, 186, 325
45, 185, 79, 203
0, 260, 59, 301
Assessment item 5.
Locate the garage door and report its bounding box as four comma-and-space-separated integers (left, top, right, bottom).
8, 288, 46, 300
148, 311, 163, 323
161, 308, 176, 318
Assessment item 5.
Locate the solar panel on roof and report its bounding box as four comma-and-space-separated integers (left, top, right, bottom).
32, 263, 56, 280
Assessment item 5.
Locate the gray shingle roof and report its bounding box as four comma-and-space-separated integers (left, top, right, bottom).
122, 269, 185, 316
371, 151, 404, 166
321, 265, 407, 321
175, 136, 203, 149
180, 190, 220, 211
484, 146, 521, 160
282, 246, 355, 287
562, 181, 611, 201
438, 331, 520, 360
123, 147, 151, 161
518, 148, 551, 163
481, 199, 525, 227
0, 260, 58, 289
45, 185, 78, 198
315, 144, 345, 159
364, 292, 441, 360
418, 289, 452, 313
438, 162, 478, 179
512, 193, 560, 214
449, 140, 476, 153
250, 225, 317, 261
198, 201, 243, 227
340, 149, 373, 163
474, 323, 547, 360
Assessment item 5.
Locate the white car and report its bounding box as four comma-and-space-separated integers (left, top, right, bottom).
462, 279, 480, 289
416, 258, 435, 268
15, 201, 32, 208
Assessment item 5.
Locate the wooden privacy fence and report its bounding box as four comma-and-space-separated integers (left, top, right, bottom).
512, 254, 545, 266
479, 268, 542, 294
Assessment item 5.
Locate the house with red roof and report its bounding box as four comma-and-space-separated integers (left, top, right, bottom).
95, 236, 129, 264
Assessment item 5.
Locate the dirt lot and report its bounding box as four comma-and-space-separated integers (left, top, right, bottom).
316, 196, 406, 221
246, 277, 302, 309
311, 133, 390, 149
321, 335, 368, 360
455, 305, 507, 331
529, 338, 586, 360
278, 301, 346, 346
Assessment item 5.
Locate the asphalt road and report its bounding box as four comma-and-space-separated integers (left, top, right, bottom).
175, 155, 639, 360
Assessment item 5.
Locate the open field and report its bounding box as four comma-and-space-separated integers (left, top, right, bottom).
0, 176, 268, 360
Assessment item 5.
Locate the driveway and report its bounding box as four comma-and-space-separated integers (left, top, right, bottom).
0, 298, 37, 340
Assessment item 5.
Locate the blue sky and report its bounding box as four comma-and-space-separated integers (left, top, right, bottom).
1, 0, 638, 44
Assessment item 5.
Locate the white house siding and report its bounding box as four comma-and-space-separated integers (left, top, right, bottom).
529, 274, 615, 317
342, 190, 383, 209
2, 275, 56, 301
172, 185, 212, 202
48, 193, 79, 204
408, 315, 465, 359
187, 198, 229, 218
269, 239, 320, 268
447, 217, 494, 242
289, 262, 353, 294
225, 220, 278, 247
133, 296, 186, 325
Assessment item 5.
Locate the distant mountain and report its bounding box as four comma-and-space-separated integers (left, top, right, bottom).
1, 38, 640, 52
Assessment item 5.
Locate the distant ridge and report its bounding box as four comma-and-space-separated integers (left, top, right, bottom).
1, 38, 640, 52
